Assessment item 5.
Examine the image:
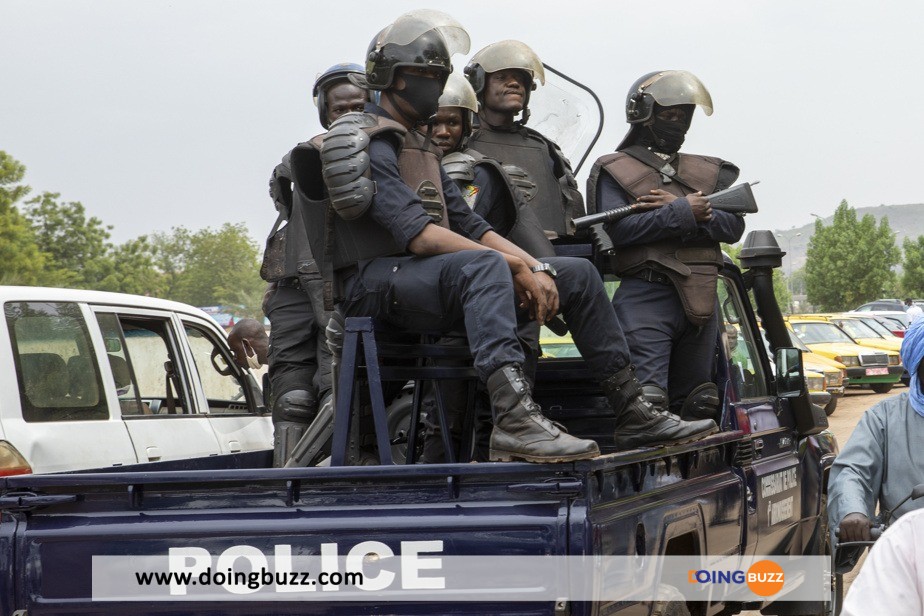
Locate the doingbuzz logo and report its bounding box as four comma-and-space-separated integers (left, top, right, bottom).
688, 560, 785, 597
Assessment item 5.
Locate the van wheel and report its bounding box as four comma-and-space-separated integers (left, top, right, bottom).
824, 397, 837, 416
870, 383, 893, 394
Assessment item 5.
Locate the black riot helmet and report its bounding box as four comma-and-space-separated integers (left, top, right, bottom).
360, 10, 470, 91
312, 63, 367, 129
618, 70, 714, 151
464, 40, 545, 122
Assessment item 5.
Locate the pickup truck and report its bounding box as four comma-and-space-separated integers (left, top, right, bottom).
0, 232, 836, 615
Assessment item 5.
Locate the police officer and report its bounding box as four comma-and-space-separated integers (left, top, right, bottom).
300, 11, 717, 462
261, 63, 370, 466
464, 40, 584, 239
422, 73, 555, 461
588, 70, 746, 420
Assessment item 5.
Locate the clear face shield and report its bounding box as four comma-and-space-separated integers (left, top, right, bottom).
642, 70, 713, 116
375, 9, 471, 57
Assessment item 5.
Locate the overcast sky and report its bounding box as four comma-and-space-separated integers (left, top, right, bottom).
2, 0, 922, 246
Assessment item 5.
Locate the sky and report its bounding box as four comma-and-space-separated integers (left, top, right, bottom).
2, 0, 923, 246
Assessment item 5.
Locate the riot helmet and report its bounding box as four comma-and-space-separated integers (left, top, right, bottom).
362, 10, 470, 91
438, 72, 478, 131
464, 40, 545, 119
618, 70, 714, 152
312, 63, 368, 129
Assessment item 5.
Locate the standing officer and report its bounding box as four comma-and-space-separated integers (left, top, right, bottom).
297, 11, 717, 462
588, 70, 746, 419
464, 40, 584, 240
261, 63, 369, 466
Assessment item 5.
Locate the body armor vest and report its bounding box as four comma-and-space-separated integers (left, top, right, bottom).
589, 149, 739, 326
291, 113, 449, 305
443, 150, 555, 258
466, 125, 584, 238
261, 139, 324, 285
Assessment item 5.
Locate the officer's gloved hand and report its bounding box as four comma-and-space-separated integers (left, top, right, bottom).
839, 512, 872, 542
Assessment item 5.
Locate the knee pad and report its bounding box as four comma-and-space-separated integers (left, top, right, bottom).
680, 382, 720, 421
641, 384, 669, 413
272, 389, 317, 425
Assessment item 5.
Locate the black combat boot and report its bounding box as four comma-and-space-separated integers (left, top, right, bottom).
602, 365, 718, 450
487, 364, 600, 463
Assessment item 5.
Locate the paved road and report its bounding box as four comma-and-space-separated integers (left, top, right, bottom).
739, 384, 905, 615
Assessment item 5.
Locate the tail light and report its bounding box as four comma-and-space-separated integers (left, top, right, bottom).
893, 330, 905, 338
0, 441, 32, 477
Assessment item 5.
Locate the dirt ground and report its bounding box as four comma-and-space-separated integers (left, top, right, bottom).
740, 383, 906, 615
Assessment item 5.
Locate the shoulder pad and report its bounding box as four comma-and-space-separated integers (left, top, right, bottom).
320, 113, 376, 220
269, 151, 294, 215
501, 163, 538, 202
441, 152, 476, 182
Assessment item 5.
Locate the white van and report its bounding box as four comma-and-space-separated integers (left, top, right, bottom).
0, 287, 272, 474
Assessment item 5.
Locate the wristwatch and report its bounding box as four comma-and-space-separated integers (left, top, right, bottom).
529, 263, 558, 279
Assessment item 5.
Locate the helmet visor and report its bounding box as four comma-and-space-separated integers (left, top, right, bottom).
377, 9, 471, 56
643, 70, 713, 115
471, 40, 545, 85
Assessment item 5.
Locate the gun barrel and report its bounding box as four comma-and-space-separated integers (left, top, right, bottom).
571, 205, 634, 232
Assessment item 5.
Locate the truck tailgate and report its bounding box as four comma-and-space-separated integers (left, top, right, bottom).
1, 464, 585, 615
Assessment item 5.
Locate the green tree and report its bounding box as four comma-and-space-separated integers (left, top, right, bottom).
0, 152, 47, 284
722, 243, 792, 314
153, 223, 264, 313
24, 191, 114, 287
804, 200, 900, 311
901, 236, 924, 297
94, 236, 165, 296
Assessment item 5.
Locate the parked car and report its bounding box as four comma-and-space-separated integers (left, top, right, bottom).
0, 287, 271, 475
853, 299, 905, 312
854, 310, 912, 337
787, 317, 903, 394
786, 330, 847, 415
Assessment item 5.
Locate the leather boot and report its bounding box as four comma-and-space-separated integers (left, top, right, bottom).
602, 365, 718, 450
487, 364, 600, 463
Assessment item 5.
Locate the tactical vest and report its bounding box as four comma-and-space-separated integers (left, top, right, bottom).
466, 125, 584, 238
589, 149, 739, 326
290, 113, 449, 305
442, 150, 555, 259
260, 137, 325, 285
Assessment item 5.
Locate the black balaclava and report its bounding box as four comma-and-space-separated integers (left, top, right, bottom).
396, 73, 444, 123
638, 104, 695, 154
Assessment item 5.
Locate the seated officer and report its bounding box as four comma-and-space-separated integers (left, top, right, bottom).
297, 11, 718, 462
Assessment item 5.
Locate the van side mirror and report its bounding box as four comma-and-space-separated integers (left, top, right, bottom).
775, 347, 804, 397
775, 347, 828, 436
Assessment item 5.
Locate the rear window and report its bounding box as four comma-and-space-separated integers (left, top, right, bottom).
5, 301, 108, 422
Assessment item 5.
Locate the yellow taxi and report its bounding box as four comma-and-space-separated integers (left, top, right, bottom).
793, 313, 903, 353
786, 317, 902, 394
786, 329, 846, 415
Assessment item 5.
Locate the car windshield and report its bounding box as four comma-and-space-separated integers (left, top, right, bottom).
858, 317, 896, 338
787, 330, 812, 352
791, 322, 856, 344
833, 318, 880, 339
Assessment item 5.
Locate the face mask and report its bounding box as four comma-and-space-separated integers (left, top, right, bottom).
243, 341, 262, 370
648, 119, 688, 154
396, 73, 443, 121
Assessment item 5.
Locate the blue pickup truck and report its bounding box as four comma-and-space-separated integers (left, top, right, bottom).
0, 232, 836, 615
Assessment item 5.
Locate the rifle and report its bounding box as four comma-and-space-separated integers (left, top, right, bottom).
571, 181, 760, 234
